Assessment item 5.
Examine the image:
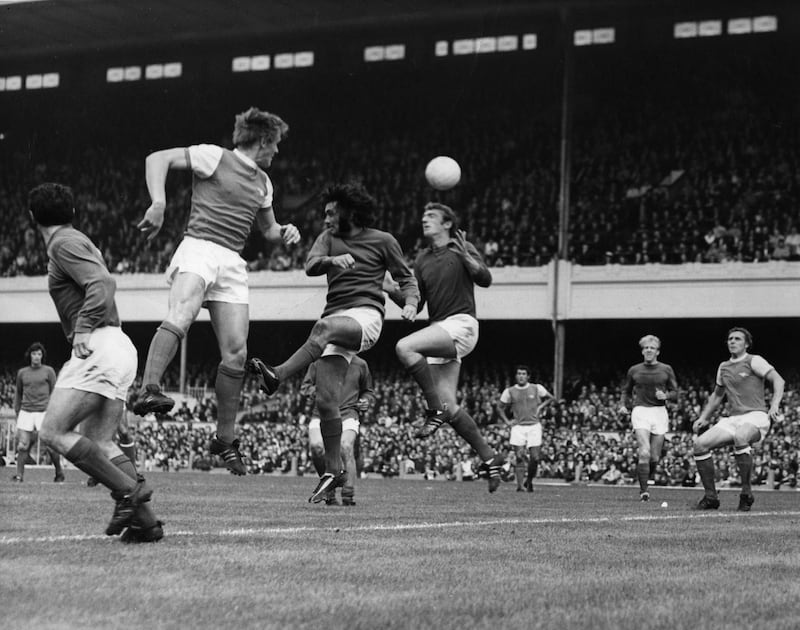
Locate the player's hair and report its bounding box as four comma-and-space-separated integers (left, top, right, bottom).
24, 342, 47, 364
638, 334, 661, 349
28, 183, 75, 227
514, 364, 531, 375
424, 202, 458, 234
320, 182, 377, 228
232, 107, 289, 148
727, 326, 753, 350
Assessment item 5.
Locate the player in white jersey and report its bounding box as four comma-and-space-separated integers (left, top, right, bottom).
130, 107, 300, 475
497, 365, 553, 492
692, 327, 784, 511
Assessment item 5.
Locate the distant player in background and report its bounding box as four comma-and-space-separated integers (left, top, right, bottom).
249, 182, 419, 503
130, 107, 300, 475
11, 342, 62, 483
302, 356, 374, 505
28, 182, 162, 542
619, 335, 678, 502
692, 327, 784, 511
389, 202, 506, 493
497, 365, 553, 493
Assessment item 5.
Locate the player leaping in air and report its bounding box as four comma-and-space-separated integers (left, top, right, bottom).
248, 182, 419, 503
387, 202, 505, 493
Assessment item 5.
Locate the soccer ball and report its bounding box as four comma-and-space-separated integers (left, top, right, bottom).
425, 156, 461, 190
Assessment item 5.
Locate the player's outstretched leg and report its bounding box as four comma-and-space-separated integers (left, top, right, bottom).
248, 357, 281, 396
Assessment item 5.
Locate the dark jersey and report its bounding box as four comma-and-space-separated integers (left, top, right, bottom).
301, 356, 375, 418
414, 240, 491, 320
46, 226, 120, 343
306, 228, 418, 318
14, 365, 57, 414
623, 362, 677, 408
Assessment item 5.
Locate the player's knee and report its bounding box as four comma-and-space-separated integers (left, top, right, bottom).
309, 318, 334, 344
394, 338, 414, 365
38, 427, 58, 449
638, 447, 651, 461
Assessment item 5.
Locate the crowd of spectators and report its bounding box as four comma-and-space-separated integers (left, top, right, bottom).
2, 42, 800, 277
6, 361, 794, 490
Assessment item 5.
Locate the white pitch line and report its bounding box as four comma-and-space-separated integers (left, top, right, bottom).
2, 510, 799, 545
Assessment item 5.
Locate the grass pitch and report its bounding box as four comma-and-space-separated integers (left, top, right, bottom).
2, 469, 799, 630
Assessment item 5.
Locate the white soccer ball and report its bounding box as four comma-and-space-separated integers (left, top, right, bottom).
661, 501, 668, 508
425, 156, 461, 191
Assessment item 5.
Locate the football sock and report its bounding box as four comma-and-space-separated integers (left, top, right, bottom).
734, 449, 753, 495
320, 417, 343, 474
66, 437, 136, 494
649, 460, 657, 479
449, 408, 494, 461
407, 357, 444, 411
694, 454, 717, 498
49, 449, 63, 475
515, 464, 526, 488
528, 458, 539, 481
142, 321, 184, 386
215, 363, 245, 443
637, 461, 650, 493
16, 447, 28, 479
311, 452, 325, 477
118, 440, 138, 471
276, 339, 325, 381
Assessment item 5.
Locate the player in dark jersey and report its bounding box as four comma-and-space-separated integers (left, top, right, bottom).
12, 342, 62, 483
28, 183, 162, 542
620, 335, 678, 502
130, 107, 300, 475
249, 182, 419, 503
389, 202, 506, 493
302, 356, 374, 505
692, 327, 785, 511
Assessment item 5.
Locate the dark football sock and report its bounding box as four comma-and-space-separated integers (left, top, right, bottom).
449, 408, 494, 461
638, 461, 650, 493
118, 440, 138, 472
276, 339, 325, 381
66, 437, 136, 494
527, 458, 539, 482
215, 364, 245, 443
320, 417, 343, 474
735, 451, 753, 495
407, 357, 443, 411
142, 321, 184, 386
49, 449, 63, 474
695, 456, 717, 498
16, 447, 28, 478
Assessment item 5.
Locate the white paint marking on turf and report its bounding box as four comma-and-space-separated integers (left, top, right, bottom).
3, 510, 800, 545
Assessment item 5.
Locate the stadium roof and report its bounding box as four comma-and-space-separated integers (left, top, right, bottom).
2, 0, 767, 60
0, 0, 563, 60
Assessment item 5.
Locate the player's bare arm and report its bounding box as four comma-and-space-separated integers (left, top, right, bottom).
765, 369, 785, 421
256, 207, 300, 245
138, 147, 188, 241
693, 385, 725, 432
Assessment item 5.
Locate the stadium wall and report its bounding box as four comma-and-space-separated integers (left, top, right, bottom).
2, 261, 798, 322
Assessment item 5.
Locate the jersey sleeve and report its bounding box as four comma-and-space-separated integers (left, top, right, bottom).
499, 388, 511, 404
715, 364, 724, 387
536, 384, 551, 398
750, 355, 774, 378
186, 144, 224, 178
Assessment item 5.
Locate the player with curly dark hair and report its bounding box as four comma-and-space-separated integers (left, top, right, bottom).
249, 181, 419, 503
